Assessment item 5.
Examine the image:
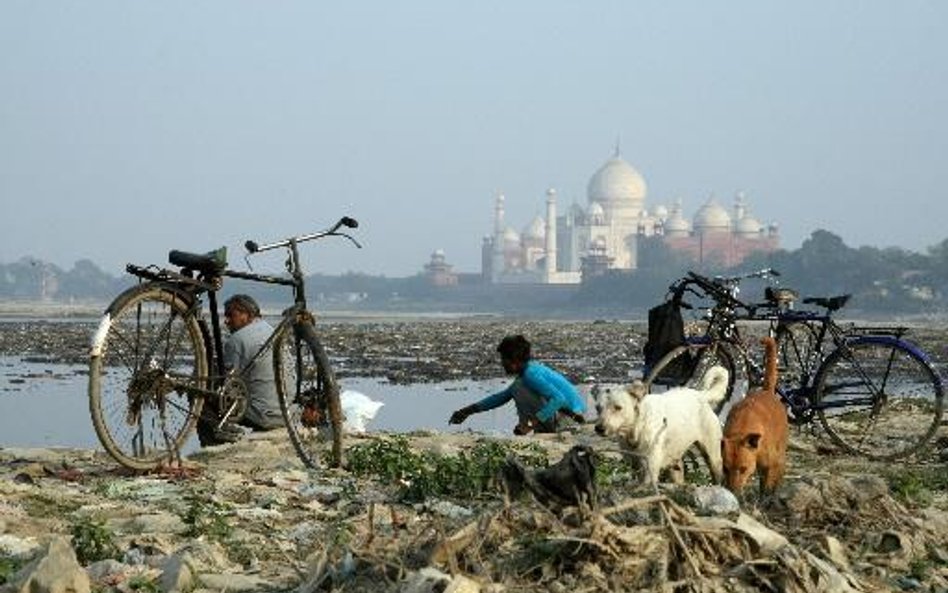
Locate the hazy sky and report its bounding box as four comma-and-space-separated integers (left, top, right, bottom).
1, 2, 946, 278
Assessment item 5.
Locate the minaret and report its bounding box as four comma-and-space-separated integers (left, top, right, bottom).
734, 190, 746, 221
491, 192, 506, 283
545, 188, 557, 281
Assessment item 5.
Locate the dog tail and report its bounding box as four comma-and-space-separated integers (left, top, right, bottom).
699, 365, 730, 405
761, 336, 778, 392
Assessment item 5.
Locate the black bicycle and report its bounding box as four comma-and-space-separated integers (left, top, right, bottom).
88, 217, 361, 471
643, 269, 945, 460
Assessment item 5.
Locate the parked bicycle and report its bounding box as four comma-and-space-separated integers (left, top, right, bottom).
643, 269, 944, 460
88, 217, 361, 471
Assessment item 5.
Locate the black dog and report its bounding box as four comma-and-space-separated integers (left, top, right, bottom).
502, 445, 597, 510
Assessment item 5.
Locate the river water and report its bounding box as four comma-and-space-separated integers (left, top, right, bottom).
0, 355, 531, 451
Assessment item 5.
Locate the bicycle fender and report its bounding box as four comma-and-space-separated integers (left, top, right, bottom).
89, 283, 199, 357
846, 334, 943, 385
90, 313, 111, 357
847, 334, 931, 361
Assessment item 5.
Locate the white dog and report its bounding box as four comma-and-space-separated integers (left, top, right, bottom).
594, 366, 729, 486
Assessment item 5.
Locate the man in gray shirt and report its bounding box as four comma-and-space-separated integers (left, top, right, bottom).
222, 294, 284, 431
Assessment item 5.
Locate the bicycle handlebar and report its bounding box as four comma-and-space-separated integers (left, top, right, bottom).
672, 268, 781, 314
244, 216, 362, 254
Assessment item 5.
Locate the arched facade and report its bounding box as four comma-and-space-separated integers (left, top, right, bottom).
481, 151, 780, 283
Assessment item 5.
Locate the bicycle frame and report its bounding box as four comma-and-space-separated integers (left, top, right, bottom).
118, 218, 361, 421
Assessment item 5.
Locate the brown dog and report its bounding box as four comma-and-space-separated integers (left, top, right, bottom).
721, 337, 789, 495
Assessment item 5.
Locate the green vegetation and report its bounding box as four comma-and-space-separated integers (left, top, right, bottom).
347, 436, 549, 502
182, 490, 233, 541
22, 493, 81, 518
180, 488, 259, 568
127, 575, 161, 593
884, 466, 948, 507
579, 229, 948, 315
70, 515, 120, 564
593, 453, 638, 490
0, 556, 23, 585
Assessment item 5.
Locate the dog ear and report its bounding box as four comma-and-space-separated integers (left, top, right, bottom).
744, 433, 762, 449
626, 380, 647, 400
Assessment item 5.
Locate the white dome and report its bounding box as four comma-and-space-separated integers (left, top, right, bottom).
665, 215, 690, 234
502, 227, 520, 244
694, 199, 731, 232
523, 216, 546, 239
653, 204, 669, 220
735, 215, 762, 235
586, 154, 647, 208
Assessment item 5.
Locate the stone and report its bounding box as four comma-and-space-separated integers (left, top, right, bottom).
734, 513, 789, 555
5, 536, 91, 593
159, 554, 194, 593
129, 512, 187, 535
424, 500, 473, 520
85, 558, 130, 582
692, 485, 740, 516
233, 507, 282, 521
402, 567, 451, 593
172, 541, 239, 574
0, 534, 40, 557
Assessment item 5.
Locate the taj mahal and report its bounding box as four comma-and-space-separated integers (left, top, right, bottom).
478, 148, 780, 285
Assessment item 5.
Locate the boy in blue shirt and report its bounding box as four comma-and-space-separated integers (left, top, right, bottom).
449, 335, 586, 434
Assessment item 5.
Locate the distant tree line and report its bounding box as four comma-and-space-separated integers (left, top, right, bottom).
4, 229, 948, 315
576, 229, 948, 315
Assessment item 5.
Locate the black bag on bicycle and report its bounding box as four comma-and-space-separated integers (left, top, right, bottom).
643, 300, 693, 383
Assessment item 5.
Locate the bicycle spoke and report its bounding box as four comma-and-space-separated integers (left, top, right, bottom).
89, 288, 207, 470
816, 340, 943, 460
275, 323, 343, 469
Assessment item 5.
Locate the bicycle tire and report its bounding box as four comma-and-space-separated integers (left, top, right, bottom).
813, 337, 944, 460
274, 320, 343, 469
645, 341, 740, 414
774, 322, 820, 396
88, 285, 207, 470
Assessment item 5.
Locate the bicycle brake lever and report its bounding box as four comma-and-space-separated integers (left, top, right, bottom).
338, 233, 362, 249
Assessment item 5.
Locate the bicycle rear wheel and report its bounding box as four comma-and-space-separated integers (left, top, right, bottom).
274, 320, 343, 469
645, 341, 740, 414
88, 285, 207, 470
814, 338, 944, 460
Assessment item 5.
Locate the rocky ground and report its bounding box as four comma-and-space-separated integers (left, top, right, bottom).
1, 319, 948, 592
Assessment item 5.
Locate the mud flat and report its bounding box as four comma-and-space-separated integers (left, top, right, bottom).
0, 318, 644, 383
0, 319, 947, 591
3, 316, 948, 383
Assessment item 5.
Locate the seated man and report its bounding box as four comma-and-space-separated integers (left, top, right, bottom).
198, 294, 283, 446
449, 334, 586, 434
221, 294, 284, 431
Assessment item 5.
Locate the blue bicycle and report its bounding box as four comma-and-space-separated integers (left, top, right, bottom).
644, 269, 944, 461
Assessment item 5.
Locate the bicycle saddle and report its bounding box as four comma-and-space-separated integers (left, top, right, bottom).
168, 247, 227, 275
802, 294, 851, 311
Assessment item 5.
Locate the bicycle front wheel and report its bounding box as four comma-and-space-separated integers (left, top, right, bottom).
274, 320, 343, 469
814, 338, 944, 460
88, 285, 207, 470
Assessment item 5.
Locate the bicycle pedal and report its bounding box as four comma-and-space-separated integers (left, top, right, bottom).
213, 423, 245, 444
